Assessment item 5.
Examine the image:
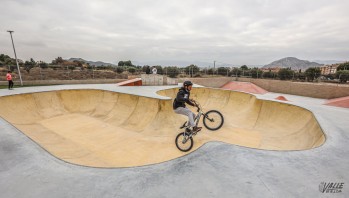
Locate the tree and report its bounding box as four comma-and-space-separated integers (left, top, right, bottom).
165, 66, 180, 78
336, 70, 349, 83
24, 58, 36, 73
118, 61, 124, 66
124, 60, 133, 66
305, 67, 321, 81
240, 65, 248, 70
52, 57, 64, 65
217, 67, 229, 76
207, 68, 214, 75
335, 62, 349, 83
185, 64, 200, 77
116, 67, 124, 74
118, 60, 133, 66
337, 62, 349, 71
262, 71, 276, 79
0, 54, 16, 67
278, 68, 294, 80
38, 61, 48, 69
230, 68, 241, 77
142, 65, 149, 72
250, 67, 263, 78
0, 54, 10, 62
128, 67, 136, 74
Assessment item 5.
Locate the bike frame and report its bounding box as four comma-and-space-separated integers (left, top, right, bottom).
193, 106, 203, 127
190, 102, 208, 128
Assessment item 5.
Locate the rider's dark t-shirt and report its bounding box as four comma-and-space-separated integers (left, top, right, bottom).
173, 87, 195, 109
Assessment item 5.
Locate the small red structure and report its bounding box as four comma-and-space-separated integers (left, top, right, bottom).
275, 96, 289, 101
324, 96, 349, 108
116, 78, 142, 86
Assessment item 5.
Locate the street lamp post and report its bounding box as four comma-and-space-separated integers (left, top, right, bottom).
213, 60, 216, 75
7, 30, 23, 86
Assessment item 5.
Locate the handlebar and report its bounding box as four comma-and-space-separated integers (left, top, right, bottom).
190, 100, 201, 112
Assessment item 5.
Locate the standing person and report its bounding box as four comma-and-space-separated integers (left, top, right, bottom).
152, 66, 157, 74
145, 66, 151, 74
173, 81, 202, 133
6, 71, 14, 90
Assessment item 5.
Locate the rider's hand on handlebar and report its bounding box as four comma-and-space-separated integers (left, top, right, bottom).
190, 100, 198, 107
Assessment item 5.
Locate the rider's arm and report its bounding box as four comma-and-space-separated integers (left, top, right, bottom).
186, 99, 195, 107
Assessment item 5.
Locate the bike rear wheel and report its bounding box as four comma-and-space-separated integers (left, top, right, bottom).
203, 110, 224, 131
175, 132, 193, 152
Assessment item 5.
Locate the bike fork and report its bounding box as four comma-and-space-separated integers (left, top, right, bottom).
182, 130, 192, 144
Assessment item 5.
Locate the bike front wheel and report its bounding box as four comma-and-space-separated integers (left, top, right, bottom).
175, 132, 193, 152
203, 110, 224, 131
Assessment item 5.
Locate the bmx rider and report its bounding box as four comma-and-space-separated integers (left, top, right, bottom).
173, 81, 202, 133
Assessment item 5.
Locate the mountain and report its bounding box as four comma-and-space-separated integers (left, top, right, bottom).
68, 58, 116, 67
263, 57, 323, 70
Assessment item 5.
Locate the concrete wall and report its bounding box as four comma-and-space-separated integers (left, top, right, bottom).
141, 74, 178, 85
0, 79, 125, 86
165, 76, 178, 85
236, 77, 349, 99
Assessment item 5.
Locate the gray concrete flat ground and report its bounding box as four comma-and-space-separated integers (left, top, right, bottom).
0, 84, 348, 198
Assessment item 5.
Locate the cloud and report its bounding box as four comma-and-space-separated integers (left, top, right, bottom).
0, 0, 348, 65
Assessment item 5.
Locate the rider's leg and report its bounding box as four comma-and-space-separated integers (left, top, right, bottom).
174, 107, 196, 127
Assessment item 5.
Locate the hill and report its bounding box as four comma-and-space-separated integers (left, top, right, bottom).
68, 58, 116, 67
263, 57, 323, 70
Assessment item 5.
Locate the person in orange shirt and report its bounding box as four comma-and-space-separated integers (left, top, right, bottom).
6, 71, 14, 90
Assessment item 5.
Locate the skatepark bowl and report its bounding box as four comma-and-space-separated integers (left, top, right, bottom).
0, 88, 325, 168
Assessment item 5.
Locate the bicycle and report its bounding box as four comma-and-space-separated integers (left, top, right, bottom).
175, 100, 224, 152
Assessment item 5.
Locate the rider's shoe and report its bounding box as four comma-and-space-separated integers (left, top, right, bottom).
193, 126, 202, 133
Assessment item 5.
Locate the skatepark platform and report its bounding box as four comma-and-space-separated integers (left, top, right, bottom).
0, 88, 324, 167
0, 84, 348, 197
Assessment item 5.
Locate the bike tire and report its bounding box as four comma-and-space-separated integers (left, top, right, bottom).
175, 132, 193, 152
203, 110, 224, 131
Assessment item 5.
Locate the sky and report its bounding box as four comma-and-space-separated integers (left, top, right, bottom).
0, 0, 348, 66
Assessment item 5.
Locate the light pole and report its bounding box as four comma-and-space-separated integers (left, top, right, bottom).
213, 60, 216, 75
7, 30, 23, 86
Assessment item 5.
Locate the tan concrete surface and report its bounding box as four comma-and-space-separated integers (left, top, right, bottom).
0, 88, 325, 167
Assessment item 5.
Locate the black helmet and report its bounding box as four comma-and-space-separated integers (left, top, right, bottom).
183, 81, 193, 87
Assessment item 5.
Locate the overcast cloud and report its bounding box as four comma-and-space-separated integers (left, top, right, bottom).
0, 0, 348, 66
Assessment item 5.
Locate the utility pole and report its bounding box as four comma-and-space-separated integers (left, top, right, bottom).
38, 61, 43, 80
214, 60, 216, 75
7, 30, 23, 86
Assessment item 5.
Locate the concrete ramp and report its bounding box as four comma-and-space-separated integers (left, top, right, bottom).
221, 81, 268, 94
116, 78, 142, 86
324, 96, 349, 108
0, 88, 325, 167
